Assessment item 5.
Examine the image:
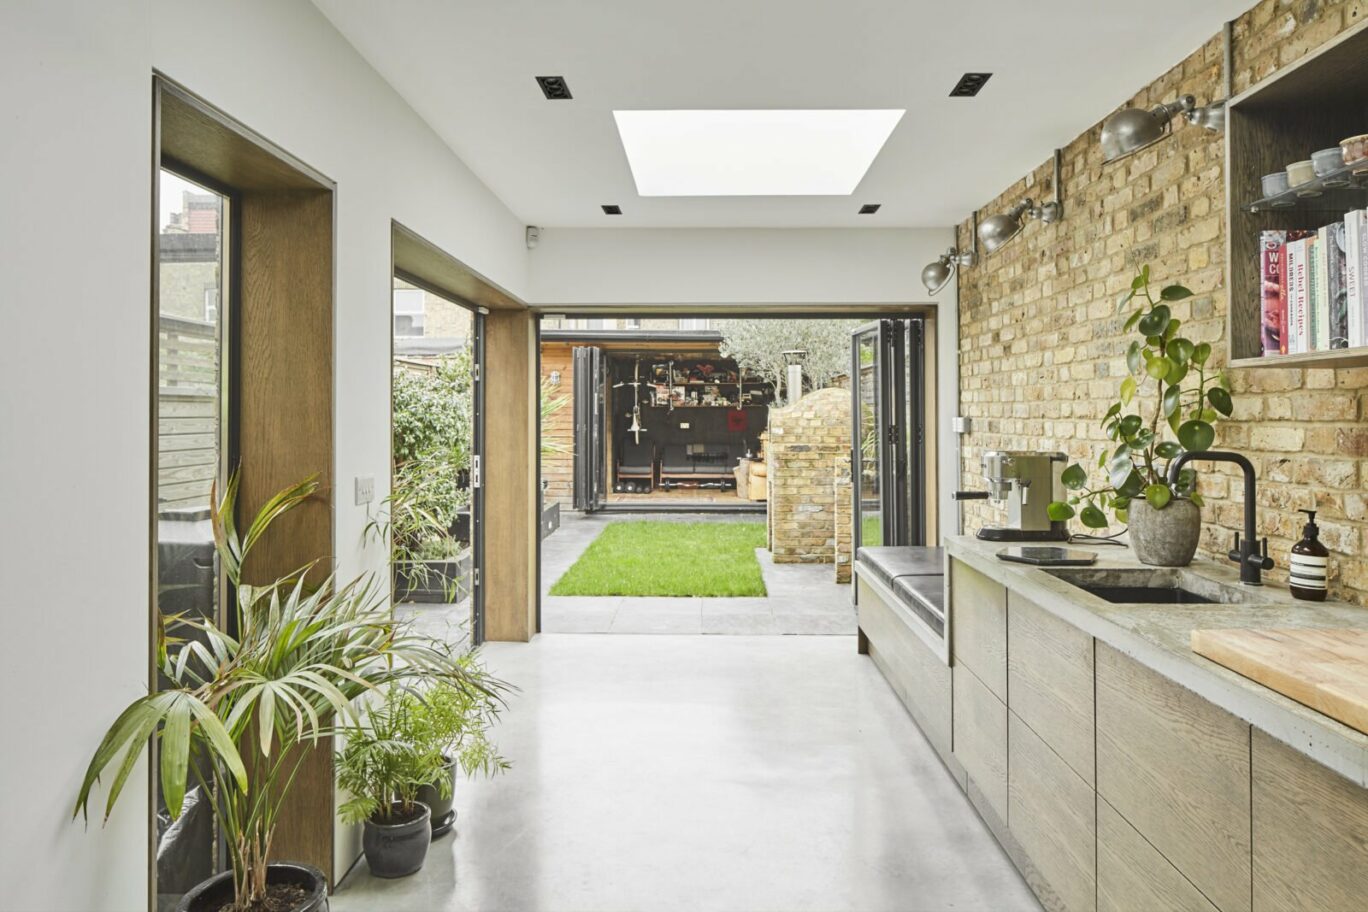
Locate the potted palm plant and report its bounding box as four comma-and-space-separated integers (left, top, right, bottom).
74, 473, 505, 912
335, 693, 447, 879
400, 662, 509, 837
1047, 265, 1235, 566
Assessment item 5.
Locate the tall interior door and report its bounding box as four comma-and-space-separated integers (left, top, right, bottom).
572, 345, 607, 511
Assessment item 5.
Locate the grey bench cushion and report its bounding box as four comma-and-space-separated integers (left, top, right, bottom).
892, 575, 946, 637
856, 546, 944, 588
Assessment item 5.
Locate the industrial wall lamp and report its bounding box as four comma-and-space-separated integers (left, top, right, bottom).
1100, 95, 1225, 163
921, 211, 979, 295
977, 149, 1064, 255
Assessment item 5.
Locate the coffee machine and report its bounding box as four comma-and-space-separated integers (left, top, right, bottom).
955, 450, 1069, 541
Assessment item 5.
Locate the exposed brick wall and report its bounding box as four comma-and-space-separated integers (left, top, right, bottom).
767, 389, 851, 564
834, 455, 853, 582
956, 0, 1367, 605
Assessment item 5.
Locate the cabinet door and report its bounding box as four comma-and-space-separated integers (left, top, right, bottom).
1008, 592, 1095, 785
953, 661, 1007, 822
1009, 712, 1096, 912
1097, 799, 1218, 912
1252, 729, 1368, 911
951, 559, 1006, 700
1095, 644, 1251, 912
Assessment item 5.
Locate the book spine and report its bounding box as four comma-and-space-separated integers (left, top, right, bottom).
1348, 212, 1363, 348
1259, 231, 1287, 355
1328, 220, 1348, 349
1287, 239, 1308, 354
1308, 234, 1324, 351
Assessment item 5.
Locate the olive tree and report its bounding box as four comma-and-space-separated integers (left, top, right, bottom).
716, 319, 862, 402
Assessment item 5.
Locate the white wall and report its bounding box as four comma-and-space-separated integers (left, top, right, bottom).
0, 1, 529, 909
527, 227, 963, 539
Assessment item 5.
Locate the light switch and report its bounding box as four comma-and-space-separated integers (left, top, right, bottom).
354, 475, 375, 505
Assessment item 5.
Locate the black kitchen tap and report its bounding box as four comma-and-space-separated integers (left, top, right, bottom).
1167, 450, 1273, 586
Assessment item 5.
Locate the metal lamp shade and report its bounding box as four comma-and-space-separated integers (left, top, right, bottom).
1100, 107, 1170, 163
921, 258, 953, 295
977, 211, 1023, 255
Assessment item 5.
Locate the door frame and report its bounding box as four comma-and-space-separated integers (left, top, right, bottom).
572, 345, 608, 512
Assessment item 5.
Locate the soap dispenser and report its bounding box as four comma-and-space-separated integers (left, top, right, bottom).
1288, 509, 1329, 601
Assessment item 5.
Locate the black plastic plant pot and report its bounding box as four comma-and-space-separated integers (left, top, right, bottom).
415, 755, 459, 837
176, 862, 328, 912
362, 801, 433, 879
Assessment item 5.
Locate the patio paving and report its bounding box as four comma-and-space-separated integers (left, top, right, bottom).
540, 511, 854, 635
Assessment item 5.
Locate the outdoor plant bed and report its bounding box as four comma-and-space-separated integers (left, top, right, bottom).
394, 551, 471, 604
176, 862, 327, 912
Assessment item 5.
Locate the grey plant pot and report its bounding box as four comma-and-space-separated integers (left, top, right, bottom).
362, 802, 432, 879
1128, 498, 1201, 567
415, 754, 459, 837
176, 862, 329, 912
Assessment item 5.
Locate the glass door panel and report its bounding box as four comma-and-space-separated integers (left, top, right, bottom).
155, 168, 228, 910
852, 325, 882, 549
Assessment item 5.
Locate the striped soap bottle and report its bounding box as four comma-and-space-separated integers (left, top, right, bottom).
1288, 509, 1328, 602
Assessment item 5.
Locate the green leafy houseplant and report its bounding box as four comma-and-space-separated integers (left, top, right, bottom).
1048, 265, 1234, 528
74, 472, 505, 911
401, 656, 510, 786
336, 692, 448, 826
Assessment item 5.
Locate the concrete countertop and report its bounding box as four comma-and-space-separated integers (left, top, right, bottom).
944, 535, 1368, 786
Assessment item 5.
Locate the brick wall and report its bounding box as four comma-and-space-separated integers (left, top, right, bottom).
956, 0, 1367, 604
834, 454, 853, 582
767, 389, 851, 564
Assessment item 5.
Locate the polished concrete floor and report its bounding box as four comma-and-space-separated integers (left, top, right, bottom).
332, 634, 1039, 912
542, 512, 856, 635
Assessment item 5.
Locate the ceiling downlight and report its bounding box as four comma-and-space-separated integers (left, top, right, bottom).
859, 204, 882, 215
535, 76, 573, 100
601, 204, 622, 215
949, 73, 993, 97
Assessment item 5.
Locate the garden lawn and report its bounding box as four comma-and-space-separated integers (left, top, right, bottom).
549, 521, 768, 597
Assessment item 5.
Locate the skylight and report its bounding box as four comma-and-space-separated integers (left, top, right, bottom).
612, 109, 904, 197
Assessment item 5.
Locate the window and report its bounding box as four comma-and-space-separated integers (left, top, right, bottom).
679, 317, 710, 330
155, 167, 229, 903
623, 317, 641, 329
393, 287, 426, 336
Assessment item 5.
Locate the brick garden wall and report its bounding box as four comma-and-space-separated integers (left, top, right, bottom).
767, 389, 852, 564
956, 0, 1368, 604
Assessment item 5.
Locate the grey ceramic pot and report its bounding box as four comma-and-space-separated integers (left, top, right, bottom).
415, 754, 458, 835
1128, 498, 1201, 567
363, 802, 432, 879
176, 862, 329, 912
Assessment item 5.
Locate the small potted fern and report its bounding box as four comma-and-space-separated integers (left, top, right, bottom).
1048, 265, 1235, 567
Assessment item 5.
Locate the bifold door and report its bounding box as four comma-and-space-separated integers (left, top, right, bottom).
851, 319, 926, 548
572, 345, 607, 512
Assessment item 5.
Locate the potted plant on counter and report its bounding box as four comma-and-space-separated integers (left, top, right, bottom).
401, 657, 510, 837
336, 693, 446, 879
74, 472, 504, 912
1048, 265, 1235, 567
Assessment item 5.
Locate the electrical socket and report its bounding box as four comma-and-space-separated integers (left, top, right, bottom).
354, 475, 375, 505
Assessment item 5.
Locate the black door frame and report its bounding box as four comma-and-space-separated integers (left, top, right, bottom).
572, 345, 607, 512
469, 309, 487, 644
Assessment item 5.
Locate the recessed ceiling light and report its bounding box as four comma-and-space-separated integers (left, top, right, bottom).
613, 109, 904, 197
859, 204, 882, 215
950, 73, 992, 97
536, 76, 572, 100
601, 204, 622, 215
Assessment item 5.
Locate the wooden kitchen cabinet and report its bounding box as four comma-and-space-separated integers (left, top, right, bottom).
953, 661, 1007, 822
1009, 712, 1096, 912
1008, 591, 1095, 785
1097, 798, 1218, 912
950, 559, 1007, 699
1095, 643, 1252, 912
1251, 729, 1368, 911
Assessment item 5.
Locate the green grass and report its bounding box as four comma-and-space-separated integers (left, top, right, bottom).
861, 513, 883, 547
549, 521, 768, 597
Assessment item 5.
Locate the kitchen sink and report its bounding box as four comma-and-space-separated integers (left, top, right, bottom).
1041, 567, 1264, 605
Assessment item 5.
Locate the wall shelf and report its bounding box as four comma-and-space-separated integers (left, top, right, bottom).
1224, 19, 1368, 367
1242, 159, 1368, 213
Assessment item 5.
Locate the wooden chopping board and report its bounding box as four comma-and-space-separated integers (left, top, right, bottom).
1191, 628, 1368, 735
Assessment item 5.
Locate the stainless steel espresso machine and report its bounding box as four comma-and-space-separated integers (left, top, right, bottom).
954, 450, 1069, 542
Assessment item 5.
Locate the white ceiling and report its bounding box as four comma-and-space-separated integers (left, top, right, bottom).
313, 0, 1249, 229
